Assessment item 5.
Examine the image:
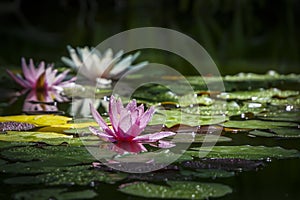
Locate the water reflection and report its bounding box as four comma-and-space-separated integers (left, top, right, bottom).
98, 140, 175, 155
100, 141, 147, 154
70, 98, 106, 118
22, 89, 68, 114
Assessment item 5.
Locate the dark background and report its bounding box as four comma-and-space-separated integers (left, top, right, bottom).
0, 0, 299, 75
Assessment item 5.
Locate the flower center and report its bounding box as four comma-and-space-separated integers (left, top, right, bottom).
36, 72, 46, 91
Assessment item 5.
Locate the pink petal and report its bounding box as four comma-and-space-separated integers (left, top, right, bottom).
114, 142, 147, 154
125, 99, 137, 112
90, 103, 116, 137
7, 70, 30, 88
109, 96, 124, 133
117, 110, 132, 136
156, 140, 176, 148
132, 131, 176, 142
21, 58, 34, 83
89, 126, 116, 142
139, 106, 155, 129
52, 69, 70, 85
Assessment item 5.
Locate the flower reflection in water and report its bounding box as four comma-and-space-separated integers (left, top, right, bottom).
99, 140, 175, 155
22, 89, 69, 114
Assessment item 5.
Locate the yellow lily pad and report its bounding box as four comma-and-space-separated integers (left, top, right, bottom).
0, 115, 72, 127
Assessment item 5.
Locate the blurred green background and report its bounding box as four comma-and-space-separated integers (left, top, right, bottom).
0, 0, 299, 75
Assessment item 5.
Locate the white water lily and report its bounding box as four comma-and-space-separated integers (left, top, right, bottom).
61, 46, 148, 84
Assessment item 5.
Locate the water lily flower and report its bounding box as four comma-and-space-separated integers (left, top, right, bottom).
7, 58, 76, 91
61, 46, 148, 84
89, 96, 175, 143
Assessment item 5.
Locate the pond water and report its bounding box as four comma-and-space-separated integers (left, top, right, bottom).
0, 72, 300, 199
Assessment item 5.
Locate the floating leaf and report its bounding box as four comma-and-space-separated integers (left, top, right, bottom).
182, 158, 265, 171
37, 166, 126, 185
150, 110, 227, 127
257, 111, 300, 123
0, 121, 35, 132
180, 169, 235, 178
222, 120, 297, 130
37, 121, 99, 133
249, 128, 300, 138
1, 146, 96, 165
171, 133, 231, 143
0, 115, 71, 127
187, 145, 300, 160
119, 181, 232, 199
0, 131, 72, 143
218, 88, 299, 100
182, 101, 264, 116
14, 188, 97, 200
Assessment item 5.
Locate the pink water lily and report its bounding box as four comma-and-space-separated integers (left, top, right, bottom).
89, 96, 176, 143
7, 58, 76, 91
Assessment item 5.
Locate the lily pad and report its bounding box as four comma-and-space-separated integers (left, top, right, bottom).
249, 128, 300, 138
187, 145, 300, 160
182, 159, 265, 171
257, 111, 300, 123
0, 131, 99, 146
171, 133, 231, 143
0, 121, 35, 132
150, 110, 227, 127
217, 88, 299, 100
0, 115, 71, 127
36, 165, 126, 185
222, 120, 297, 130
14, 188, 97, 200
119, 181, 232, 199
182, 101, 265, 116
1, 146, 96, 165
180, 169, 235, 178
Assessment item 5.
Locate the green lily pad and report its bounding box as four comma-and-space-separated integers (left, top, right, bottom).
222, 120, 297, 130
182, 101, 265, 116
257, 111, 300, 123
178, 94, 214, 107
0, 141, 34, 149
119, 181, 232, 199
249, 128, 300, 138
187, 145, 300, 160
0, 131, 100, 146
180, 169, 235, 178
3, 165, 126, 185
14, 188, 97, 200
171, 133, 231, 143
217, 88, 299, 100
150, 110, 227, 127
224, 71, 300, 82
37, 165, 126, 185
1, 146, 96, 165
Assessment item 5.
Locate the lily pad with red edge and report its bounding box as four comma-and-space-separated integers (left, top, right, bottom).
0, 121, 35, 132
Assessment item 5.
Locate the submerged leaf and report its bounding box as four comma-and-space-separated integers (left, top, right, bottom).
119, 181, 232, 199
